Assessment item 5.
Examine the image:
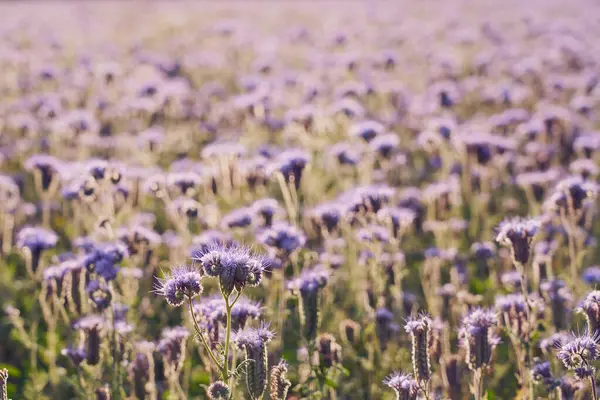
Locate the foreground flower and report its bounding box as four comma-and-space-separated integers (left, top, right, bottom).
154, 265, 203, 307
194, 243, 266, 296
383, 372, 419, 400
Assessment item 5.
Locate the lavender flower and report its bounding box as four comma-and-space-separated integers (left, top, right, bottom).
269, 148, 311, 189
194, 243, 266, 296
154, 265, 203, 307
17, 226, 58, 273
583, 266, 600, 286
556, 334, 600, 375
73, 315, 105, 365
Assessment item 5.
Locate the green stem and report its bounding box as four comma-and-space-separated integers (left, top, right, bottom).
187, 298, 224, 374
223, 290, 243, 380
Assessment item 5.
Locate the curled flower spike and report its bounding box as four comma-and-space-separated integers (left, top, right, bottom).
194, 243, 266, 296
288, 267, 330, 342
154, 265, 203, 307
234, 324, 275, 400
495, 217, 540, 265
73, 315, 105, 366
531, 361, 559, 390
270, 359, 291, 400
383, 372, 419, 400
404, 314, 432, 383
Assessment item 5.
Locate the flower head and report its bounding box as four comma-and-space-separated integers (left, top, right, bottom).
154, 265, 203, 307
556, 333, 600, 371
194, 243, 266, 296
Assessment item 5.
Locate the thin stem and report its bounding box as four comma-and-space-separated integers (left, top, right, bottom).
223, 290, 242, 380
590, 375, 598, 400
187, 298, 224, 374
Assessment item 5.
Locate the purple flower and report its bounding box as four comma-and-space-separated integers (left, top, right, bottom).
556, 334, 600, 371
583, 266, 600, 285
251, 198, 282, 227
495, 217, 540, 265
268, 148, 311, 189
222, 207, 253, 229
154, 265, 203, 307
259, 222, 306, 255
459, 308, 499, 370
157, 326, 190, 369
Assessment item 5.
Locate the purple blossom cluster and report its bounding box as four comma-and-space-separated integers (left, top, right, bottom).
0, 2, 599, 400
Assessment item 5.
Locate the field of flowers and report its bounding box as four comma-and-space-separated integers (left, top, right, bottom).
1, 1, 600, 399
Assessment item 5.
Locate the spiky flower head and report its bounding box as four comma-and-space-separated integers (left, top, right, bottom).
207, 381, 231, 400
270, 359, 292, 400
234, 324, 275, 400
154, 265, 203, 307
404, 313, 432, 383
460, 308, 500, 370
383, 372, 419, 400
495, 217, 540, 265
556, 333, 600, 372
194, 243, 266, 296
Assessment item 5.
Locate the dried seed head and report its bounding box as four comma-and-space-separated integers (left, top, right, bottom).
207, 381, 231, 400
315, 333, 342, 368
339, 319, 361, 346
270, 359, 291, 400
154, 265, 203, 307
